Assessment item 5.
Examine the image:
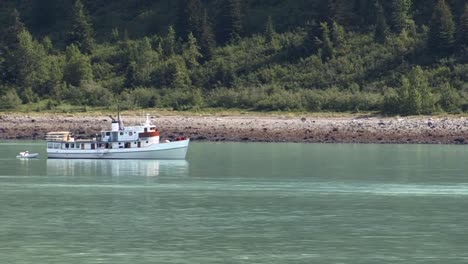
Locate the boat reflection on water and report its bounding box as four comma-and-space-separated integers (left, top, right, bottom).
46, 159, 189, 178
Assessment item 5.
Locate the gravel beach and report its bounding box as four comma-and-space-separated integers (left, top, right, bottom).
1, 113, 468, 144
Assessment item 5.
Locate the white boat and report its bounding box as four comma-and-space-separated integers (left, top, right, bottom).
46, 114, 189, 159
16, 151, 39, 159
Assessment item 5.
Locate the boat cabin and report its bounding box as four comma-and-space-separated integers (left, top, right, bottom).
46, 118, 161, 151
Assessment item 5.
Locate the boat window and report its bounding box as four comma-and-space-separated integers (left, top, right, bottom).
146, 141, 148, 143
120, 132, 123, 136
91, 144, 95, 150
65, 143, 69, 148
76, 144, 80, 149
71, 143, 75, 148
106, 132, 110, 136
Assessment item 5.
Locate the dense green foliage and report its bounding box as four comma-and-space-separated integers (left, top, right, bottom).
0, 0, 467, 114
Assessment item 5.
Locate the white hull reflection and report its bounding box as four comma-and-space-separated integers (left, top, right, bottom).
47, 159, 189, 177
47, 140, 189, 160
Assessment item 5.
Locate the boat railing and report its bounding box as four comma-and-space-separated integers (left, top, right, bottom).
45, 132, 73, 142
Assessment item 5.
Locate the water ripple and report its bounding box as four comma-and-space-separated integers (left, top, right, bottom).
2, 182, 468, 196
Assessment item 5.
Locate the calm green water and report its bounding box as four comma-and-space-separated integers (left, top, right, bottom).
1, 142, 468, 263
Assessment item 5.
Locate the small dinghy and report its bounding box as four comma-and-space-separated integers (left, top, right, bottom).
16, 151, 39, 159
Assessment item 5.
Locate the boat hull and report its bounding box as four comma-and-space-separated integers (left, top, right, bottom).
47, 139, 189, 160
16, 153, 39, 159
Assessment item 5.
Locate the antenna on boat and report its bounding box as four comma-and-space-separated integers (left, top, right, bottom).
117, 105, 124, 130
113, 98, 124, 130
145, 113, 151, 126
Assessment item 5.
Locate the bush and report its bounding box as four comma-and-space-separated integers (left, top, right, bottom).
382, 88, 401, 115
319, 88, 383, 112
63, 44, 93, 87
128, 87, 160, 108
438, 83, 462, 113
80, 82, 114, 107
301, 90, 324, 111
254, 89, 303, 111
160, 88, 203, 110
206, 88, 241, 108
0, 89, 22, 110
59, 82, 113, 107
206, 86, 271, 109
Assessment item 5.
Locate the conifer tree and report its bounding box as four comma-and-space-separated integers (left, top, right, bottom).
163, 26, 177, 57
111, 28, 120, 43
459, 3, 468, 47
66, 0, 95, 54
15, 30, 49, 97
1, 9, 25, 50
390, 0, 412, 33
134, 37, 159, 85
167, 57, 191, 90
217, 0, 242, 44
374, 1, 388, 43
439, 82, 461, 112
63, 44, 93, 86
428, 0, 455, 53
0, 9, 25, 84
331, 21, 345, 46
399, 66, 435, 115
409, 66, 434, 114
264, 16, 281, 51
320, 22, 334, 61
265, 16, 276, 43
177, 0, 203, 41
124, 61, 137, 88
304, 20, 322, 55
399, 75, 416, 114
199, 9, 216, 61
183, 32, 202, 68
328, 0, 354, 27
42, 36, 53, 54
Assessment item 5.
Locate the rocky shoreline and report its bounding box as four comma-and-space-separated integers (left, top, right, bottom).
1, 113, 468, 144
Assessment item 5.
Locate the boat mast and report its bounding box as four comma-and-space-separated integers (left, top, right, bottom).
117, 104, 124, 130
145, 113, 151, 126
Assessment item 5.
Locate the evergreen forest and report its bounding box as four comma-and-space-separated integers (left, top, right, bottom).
1, 0, 468, 115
